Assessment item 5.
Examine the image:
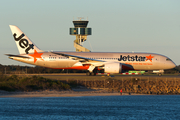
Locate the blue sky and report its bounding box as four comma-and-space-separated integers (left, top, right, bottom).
0, 0, 180, 66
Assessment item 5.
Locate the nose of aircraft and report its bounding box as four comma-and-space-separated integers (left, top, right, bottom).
172, 62, 176, 68
168, 61, 176, 69
162, 60, 176, 69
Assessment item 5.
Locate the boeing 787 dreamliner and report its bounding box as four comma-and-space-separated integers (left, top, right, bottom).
6, 25, 176, 75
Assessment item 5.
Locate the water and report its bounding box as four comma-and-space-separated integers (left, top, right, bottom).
0, 95, 180, 120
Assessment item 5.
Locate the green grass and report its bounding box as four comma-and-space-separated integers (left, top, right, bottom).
0, 75, 71, 92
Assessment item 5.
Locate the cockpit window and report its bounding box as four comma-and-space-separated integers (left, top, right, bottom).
166, 58, 172, 61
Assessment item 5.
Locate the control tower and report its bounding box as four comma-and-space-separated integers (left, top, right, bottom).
70, 18, 92, 52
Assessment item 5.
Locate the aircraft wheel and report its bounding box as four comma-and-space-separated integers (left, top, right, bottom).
91, 72, 96, 76
86, 72, 91, 76
158, 73, 162, 76
86, 72, 96, 76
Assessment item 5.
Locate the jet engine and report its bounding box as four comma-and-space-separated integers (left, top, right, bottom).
104, 62, 122, 73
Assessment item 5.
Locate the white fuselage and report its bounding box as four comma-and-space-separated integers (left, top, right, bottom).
10, 52, 176, 71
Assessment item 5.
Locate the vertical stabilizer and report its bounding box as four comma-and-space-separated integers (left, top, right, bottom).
9, 25, 43, 54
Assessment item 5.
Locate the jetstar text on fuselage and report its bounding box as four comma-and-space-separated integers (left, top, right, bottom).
118, 55, 147, 62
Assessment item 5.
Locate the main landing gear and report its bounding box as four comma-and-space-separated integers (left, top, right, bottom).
86, 71, 96, 76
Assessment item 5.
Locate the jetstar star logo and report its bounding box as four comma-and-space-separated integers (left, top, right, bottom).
146, 55, 154, 62
28, 50, 43, 63
118, 55, 154, 62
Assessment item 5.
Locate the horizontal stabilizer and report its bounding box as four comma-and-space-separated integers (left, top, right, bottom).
5, 54, 30, 58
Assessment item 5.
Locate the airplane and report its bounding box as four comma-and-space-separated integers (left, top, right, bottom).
5, 25, 176, 76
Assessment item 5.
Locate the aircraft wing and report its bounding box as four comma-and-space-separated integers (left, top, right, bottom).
51, 52, 105, 72
52, 52, 134, 72
5, 54, 30, 58
51, 52, 104, 63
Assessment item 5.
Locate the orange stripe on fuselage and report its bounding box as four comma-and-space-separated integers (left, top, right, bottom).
50, 66, 90, 70
49, 64, 135, 71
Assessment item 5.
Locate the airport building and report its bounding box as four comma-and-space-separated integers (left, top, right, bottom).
70, 18, 92, 52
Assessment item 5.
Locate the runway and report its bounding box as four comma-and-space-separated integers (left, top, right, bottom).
23, 73, 180, 81
9, 73, 180, 81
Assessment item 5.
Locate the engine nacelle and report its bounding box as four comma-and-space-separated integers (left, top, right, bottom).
104, 62, 122, 73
